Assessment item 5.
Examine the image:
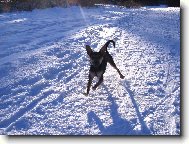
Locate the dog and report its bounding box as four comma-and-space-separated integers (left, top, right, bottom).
85, 40, 124, 95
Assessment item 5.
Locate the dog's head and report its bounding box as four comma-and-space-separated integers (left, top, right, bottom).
86, 45, 106, 67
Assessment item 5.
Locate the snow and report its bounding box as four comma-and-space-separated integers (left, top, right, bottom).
0, 5, 180, 135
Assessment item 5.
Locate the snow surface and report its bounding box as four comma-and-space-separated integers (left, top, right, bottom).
0, 5, 180, 135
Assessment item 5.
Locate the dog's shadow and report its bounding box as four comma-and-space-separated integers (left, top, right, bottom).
87, 80, 152, 135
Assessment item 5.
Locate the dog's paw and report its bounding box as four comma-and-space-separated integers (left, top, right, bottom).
82, 93, 88, 96
120, 75, 125, 79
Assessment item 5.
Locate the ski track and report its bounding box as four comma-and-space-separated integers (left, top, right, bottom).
0, 5, 180, 135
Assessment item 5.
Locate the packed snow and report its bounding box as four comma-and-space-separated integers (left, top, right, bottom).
0, 5, 180, 135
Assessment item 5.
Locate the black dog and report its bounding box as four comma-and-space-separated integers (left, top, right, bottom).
85, 40, 124, 95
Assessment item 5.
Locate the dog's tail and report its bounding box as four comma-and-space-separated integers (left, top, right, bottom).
100, 40, 115, 53
105, 40, 115, 49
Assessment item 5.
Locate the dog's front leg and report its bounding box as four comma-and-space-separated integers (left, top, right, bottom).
92, 76, 103, 90
86, 73, 94, 95
107, 53, 125, 79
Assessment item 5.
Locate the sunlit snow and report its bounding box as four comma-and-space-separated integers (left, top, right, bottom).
0, 5, 180, 135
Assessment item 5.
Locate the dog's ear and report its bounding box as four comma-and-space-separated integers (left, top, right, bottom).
99, 45, 106, 55
86, 45, 93, 56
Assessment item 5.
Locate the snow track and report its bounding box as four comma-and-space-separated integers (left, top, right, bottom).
0, 5, 180, 135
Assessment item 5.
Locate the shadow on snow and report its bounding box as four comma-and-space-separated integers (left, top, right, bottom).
87, 80, 152, 135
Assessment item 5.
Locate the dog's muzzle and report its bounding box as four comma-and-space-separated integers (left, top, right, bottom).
91, 57, 103, 67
